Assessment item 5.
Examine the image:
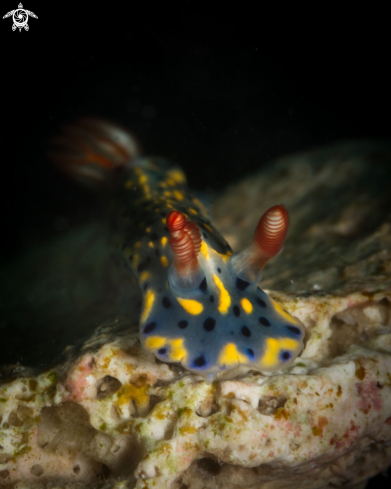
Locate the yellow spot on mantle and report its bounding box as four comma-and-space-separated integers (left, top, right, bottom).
167, 169, 186, 184
145, 336, 187, 363
138, 174, 147, 184
219, 343, 248, 366
213, 274, 231, 314
125, 180, 134, 189
241, 298, 253, 314
161, 236, 167, 247
140, 271, 150, 282
141, 289, 155, 322
161, 256, 169, 267
177, 298, 203, 315
148, 241, 154, 248
260, 338, 299, 369
145, 336, 165, 349
173, 190, 184, 201
170, 339, 187, 362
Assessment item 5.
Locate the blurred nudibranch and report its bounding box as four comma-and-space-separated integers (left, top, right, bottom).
50, 118, 305, 377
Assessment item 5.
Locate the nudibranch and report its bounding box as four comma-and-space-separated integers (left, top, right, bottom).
50, 119, 305, 377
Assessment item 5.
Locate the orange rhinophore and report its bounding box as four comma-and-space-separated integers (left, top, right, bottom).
253, 205, 289, 269
230, 205, 289, 284
166, 210, 204, 289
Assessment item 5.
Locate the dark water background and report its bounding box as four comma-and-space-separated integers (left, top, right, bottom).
1, 7, 389, 259
1, 5, 390, 487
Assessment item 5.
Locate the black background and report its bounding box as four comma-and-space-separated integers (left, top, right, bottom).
1, 3, 390, 487
1, 4, 390, 258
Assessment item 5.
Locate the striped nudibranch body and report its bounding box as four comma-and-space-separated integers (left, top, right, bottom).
50, 119, 305, 377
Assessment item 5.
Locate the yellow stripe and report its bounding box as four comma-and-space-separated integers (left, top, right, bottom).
272, 300, 300, 323
203, 223, 214, 233
200, 241, 209, 260
132, 254, 139, 268
141, 289, 155, 323
213, 274, 231, 314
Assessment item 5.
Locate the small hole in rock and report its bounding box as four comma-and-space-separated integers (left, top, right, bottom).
149, 395, 161, 411
197, 457, 222, 476
0, 470, 10, 479
130, 398, 139, 417
96, 375, 122, 400
30, 464, 44, 477
99, 464, 111, 481
258, 396, 287, 415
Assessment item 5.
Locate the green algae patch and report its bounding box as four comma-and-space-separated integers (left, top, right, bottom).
46, 371, 57, 383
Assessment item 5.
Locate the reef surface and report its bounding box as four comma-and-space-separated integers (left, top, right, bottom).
1, 141, 391, 488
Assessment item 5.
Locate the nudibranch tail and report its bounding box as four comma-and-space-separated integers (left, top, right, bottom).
49, 118, 305, 377
48, 118, 141, 185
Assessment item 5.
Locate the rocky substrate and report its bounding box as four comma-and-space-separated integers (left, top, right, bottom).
1, 141, 391, 488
